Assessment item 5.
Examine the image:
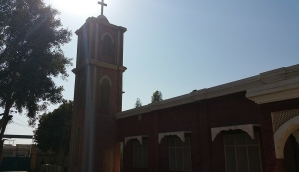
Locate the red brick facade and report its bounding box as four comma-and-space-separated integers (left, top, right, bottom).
117, 94, 299, 172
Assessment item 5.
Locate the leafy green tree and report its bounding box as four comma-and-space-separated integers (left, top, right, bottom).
135, 98, 142, 108
151, 90, 163, 102
34, 100, 73, 167
0, 0, 72, 157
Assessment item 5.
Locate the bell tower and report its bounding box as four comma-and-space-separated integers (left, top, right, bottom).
69, 2, 127, 171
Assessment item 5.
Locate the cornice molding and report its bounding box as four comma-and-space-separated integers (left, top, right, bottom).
246, 77, 299, 104
75, 17, 127, 35
116, 64, 299, 119
72, 59, 127, 74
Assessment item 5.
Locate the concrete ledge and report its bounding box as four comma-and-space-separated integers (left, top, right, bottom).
72, 59, 127, 74
246, 77, 299, 104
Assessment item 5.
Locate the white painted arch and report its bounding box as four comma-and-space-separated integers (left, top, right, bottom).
99, 75, 112, 86
274, 115, 299, 159
124, 135, 148, 145
158, 131, 191, 143
211, 124, 260, 141
101, 32, 114, 43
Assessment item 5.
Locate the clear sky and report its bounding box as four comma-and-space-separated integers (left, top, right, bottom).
4, 0, 299, 145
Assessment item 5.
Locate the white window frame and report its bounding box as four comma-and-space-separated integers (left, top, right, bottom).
223, 133, 263, 172
168, 137, 192, 171
132, 139, 148, 168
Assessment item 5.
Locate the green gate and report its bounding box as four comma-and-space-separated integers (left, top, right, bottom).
0, 157, 31, 171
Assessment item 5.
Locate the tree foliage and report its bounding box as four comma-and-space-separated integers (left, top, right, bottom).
0, 0, 72, 156
34, 100, 73, 165
135, 98, 142, 108
151, 90, 163, 103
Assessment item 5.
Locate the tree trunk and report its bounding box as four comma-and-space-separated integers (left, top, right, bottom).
0, 101, 14, 163
0, 140, 4, 164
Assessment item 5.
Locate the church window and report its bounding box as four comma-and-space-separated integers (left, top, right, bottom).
133, 139, 148, 168
100, 78, 110, 108
77, 78, 85, 109
103, 35, 112, 56
223, 133, 262, 172
169, 137, 192, 171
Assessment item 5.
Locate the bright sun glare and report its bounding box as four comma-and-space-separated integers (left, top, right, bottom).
52, 0, 103, 16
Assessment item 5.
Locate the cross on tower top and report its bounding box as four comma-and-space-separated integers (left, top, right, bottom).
98, 0, 107, 16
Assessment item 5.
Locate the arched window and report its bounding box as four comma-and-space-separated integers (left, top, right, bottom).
103, 35, 112, 56
74, 127, 81, 166
77, 78, 85, 110
100, 78, 111, 109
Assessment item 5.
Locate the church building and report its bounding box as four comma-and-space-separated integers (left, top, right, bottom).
68, 4, 299, 172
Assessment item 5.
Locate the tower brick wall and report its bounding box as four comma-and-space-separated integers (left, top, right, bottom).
69, 16, 126, 172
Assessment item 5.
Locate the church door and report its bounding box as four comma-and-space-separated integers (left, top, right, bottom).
104, 149, 114, 172
291, 135, 299, 172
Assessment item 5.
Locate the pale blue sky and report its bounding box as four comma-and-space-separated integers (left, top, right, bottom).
5, 0, 299, 144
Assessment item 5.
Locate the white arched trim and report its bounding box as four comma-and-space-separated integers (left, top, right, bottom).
99, 75, 112, 86
158, 131, 191, 144
124, 135, 148, 145
274, 116, 299, 159
292, 129, 299, 143
211, 124, 260, 141
101, 32, 114, 43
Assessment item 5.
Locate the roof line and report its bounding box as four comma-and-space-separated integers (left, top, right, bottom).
116, 64, 299, 119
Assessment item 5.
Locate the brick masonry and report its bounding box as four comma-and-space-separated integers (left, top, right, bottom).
117, 92, 299, 172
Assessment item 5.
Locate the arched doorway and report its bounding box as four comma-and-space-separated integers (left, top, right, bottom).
273, 110, 299, 171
